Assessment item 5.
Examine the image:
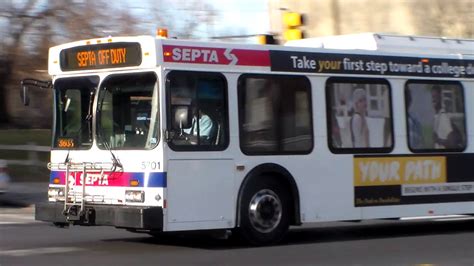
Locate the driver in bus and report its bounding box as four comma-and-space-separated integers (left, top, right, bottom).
183, 102, 215, 145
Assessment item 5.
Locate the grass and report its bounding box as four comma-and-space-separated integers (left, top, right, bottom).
0, 129, 51, 182
8, 165, 50, 182
0, 129, 51, 145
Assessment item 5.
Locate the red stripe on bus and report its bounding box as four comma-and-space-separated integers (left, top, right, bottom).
232, 49, 270, 66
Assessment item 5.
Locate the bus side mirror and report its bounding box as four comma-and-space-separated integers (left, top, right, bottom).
20, 79, 52, 106
20, 84, 30, 106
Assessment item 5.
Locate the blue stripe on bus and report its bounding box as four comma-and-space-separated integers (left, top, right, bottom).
148, 172, 167, 188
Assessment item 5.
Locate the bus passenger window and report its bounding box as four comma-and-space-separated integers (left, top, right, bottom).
326, 78, 393, 153
238, 74, 313, 155
167, 71, 229, 151
405, 81, 466, 152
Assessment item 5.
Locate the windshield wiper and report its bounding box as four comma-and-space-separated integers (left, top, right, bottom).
86, 90, 95, 122
96, 87, 123, 172
64, 89, 95, 164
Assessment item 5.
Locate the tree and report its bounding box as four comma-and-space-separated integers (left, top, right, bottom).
1, 0, 220, 128
0, 0, 141, 128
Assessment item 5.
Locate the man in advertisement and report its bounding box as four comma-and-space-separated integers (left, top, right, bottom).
431, 86, 462, 149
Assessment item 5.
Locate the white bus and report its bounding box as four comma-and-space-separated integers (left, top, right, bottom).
25, 32, 474, 245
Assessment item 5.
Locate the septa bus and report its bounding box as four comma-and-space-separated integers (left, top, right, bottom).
23, 32, 474, 245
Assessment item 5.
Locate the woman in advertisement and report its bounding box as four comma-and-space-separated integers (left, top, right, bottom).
350, 88, 370, 148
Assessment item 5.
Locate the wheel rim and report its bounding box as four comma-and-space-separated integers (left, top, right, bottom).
248, 189, 282, 233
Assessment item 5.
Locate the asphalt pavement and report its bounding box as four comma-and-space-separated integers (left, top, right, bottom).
2, 211, 474, 265
2, 182, 474, 265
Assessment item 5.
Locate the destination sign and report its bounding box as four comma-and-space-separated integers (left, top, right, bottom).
60, 42, 142, 71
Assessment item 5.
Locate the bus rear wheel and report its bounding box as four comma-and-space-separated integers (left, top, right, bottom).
236, 176, 290, 245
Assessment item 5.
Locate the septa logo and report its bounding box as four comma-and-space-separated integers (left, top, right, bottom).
163, 45, 230, 65
171, 47, 220, 63
163, 45, 270, 66
68, 172, 110, 186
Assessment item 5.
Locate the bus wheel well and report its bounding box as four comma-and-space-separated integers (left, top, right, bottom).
237, 163, 301, 227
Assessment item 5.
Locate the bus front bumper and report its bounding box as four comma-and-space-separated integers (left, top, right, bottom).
35, 202, 163, 230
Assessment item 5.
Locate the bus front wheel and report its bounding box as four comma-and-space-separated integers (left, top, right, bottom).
236, 176, 290, 245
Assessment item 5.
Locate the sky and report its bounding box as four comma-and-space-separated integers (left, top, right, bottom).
210, 0, 269, 36
126, 0, 270, 41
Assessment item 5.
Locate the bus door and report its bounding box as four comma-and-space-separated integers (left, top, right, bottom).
164, 71, 235, 231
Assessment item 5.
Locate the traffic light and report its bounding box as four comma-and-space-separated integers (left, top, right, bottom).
283, 12, 305, 41
258, 34, 278, 45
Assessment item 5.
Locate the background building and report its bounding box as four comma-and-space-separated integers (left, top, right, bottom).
269, 0, 474, 42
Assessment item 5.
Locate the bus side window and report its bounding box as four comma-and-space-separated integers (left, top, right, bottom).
167, 71, 229, 151
326, 77, 393, 153
238, 74, 313, 155
405, 81, 466, 152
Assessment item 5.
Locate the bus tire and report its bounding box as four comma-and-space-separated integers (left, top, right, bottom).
236, 176, 290, 245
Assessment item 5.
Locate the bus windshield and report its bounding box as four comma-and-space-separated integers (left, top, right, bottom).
96, 72, 159, 150
53, 76, 99, 149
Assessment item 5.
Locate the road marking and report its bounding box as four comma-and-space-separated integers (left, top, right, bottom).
0, 247, 84, 257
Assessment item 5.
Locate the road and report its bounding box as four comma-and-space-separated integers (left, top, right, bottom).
1, 206, 474, 265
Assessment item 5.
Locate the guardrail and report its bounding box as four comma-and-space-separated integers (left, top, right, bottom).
0, 143, 50, 166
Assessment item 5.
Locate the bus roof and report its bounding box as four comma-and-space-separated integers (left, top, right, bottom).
48, 33, 474, 79
158, 35, 474, 79
285, 33, 474, 56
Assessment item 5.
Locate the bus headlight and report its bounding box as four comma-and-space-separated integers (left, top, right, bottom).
48, 187, 65, 201
125, 190, 145, 203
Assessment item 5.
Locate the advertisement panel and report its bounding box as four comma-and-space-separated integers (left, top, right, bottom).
354, 154, 474, 206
